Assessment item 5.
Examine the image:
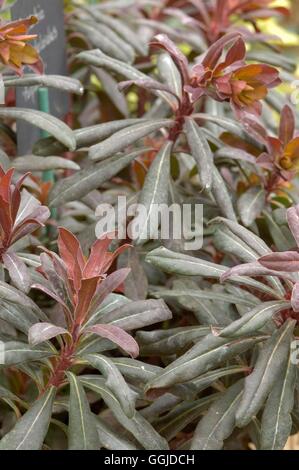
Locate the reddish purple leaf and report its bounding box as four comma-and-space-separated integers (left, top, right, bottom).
291, 282, 299, 312
2, 252, 31, 292
90, 268, 131, 314
221, 261, 292, 282
150, 34, 190, 84
259, 251, 299, 272
287, 205, 299, 248
279, 105, 295, 146
31, 283, 72, 315
202, 31, 241, 69
28, 322, 69, 346
85, 324, 139, 358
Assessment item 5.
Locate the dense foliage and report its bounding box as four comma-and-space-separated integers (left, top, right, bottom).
0, 0, 299, 450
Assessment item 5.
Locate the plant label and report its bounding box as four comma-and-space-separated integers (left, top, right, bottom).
11, 0, 69, 155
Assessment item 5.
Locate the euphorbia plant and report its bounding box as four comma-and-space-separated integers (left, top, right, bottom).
0, 166, 49, 292
1, 0, 299, 453
0, 227, 172, 450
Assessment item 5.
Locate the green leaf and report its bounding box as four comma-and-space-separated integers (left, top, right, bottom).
192, 113, 247, 139
84, 353, 137, 418
214, 226, 257, 262
0, 108, 76, 151
33, 118, 144, 156
135, 141, 173, 244
185, 118, 213, 189
3, 341, 54, 366
3, 75, 83, 94
158, 53, 182, 99
263, 210, 294, 251
210, 217, 271, 256
219, 301, 290, 338
191, 380, 243, 450
67, 372, 99, 450
89, 120, 174, 161
0, 387, 56, 450
72, 20, 133, 62
192, 366, 250, 393
13, 156, 80, 172
157, 394, 218, 441
147, 334, 263, 389
211, 166, 237, 221
0, 301, 39, 333
84, 8, 147, 56
80, 375, 168, 449
137, 326, 210, 356
28, 323, 69, 346
145, 247, 279, 298
111, 357, 161, 384
171, 280, 232, 326
93, 68, 129, 117
77, 49, 170, 104
0, 281, 48, 321
49, 149, 148, 207
237, 186, 266, 227
236, 319, 296, 428
88, 299, 172, 330
260, 353, 296, 449
152, 287, 257, 309
94, 416, 138, 450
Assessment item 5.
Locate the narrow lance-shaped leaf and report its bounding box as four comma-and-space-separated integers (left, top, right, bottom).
84, 353, 137, 418
77, 49, 170, 106
260, 352, 296, 450
80, 376, 169, 450
93, 68, 129, 117
95, 416, 138, 450
3, 75, 84, 95
211, 166, 237, 221
28, 322, 69, 347
192, 366, 250, 393
134, 141, 173, 244
0, 301, 39, 334
0, 281, 48, 321
152, 287, 257, 307
67, 372, 99, 450
237, 186, 266, 227
157, 394, 218, 442
49, 149, 150, 207
185, 118, 214, 189
137, 326, 210, 356
147, 334, 263, 389
158, 53, 182, 99
85, 324, 139, 358
2, 252, 31, 293
218, 301, 290, 338
259, 251, 299, 272
236, 319, 296, 428
3, 341, 54, 366
13, 156, 80, 172
0, 108, 76, 151
286, 204, 299, 247
214, 226, 257, 263
191, 380, 244, 450
0, 387, 56, 450
85, 8, 147, 56
34, 118, 146, 156
291, 282, 299, 312
145, 247, 279, 298
89, 119, 174, 161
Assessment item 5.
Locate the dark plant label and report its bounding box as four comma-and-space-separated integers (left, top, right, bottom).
11, 0, 68, 154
